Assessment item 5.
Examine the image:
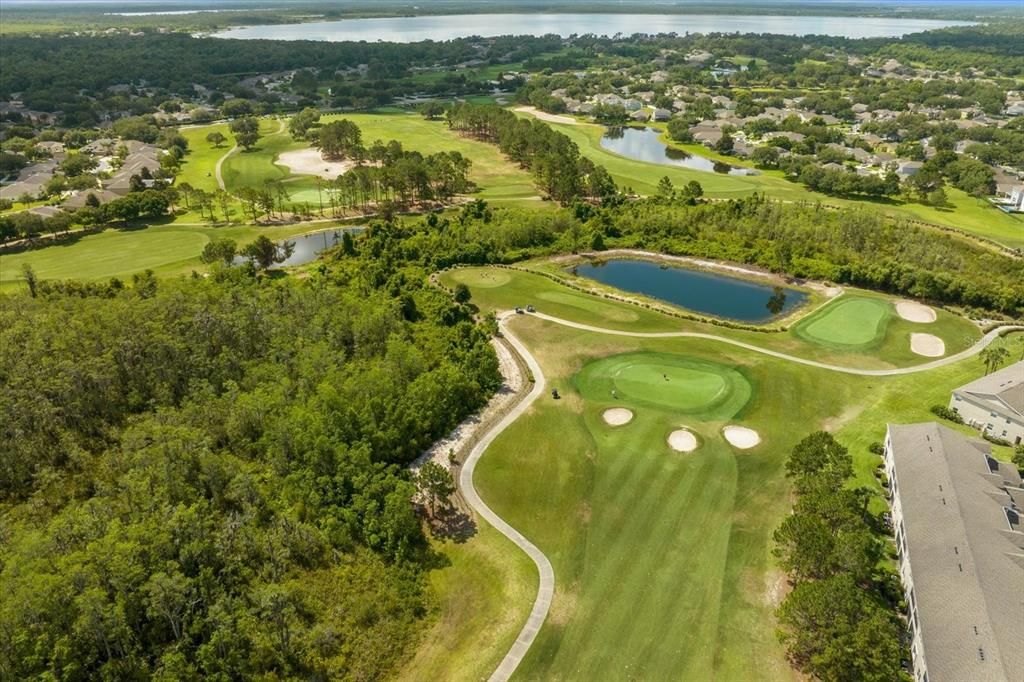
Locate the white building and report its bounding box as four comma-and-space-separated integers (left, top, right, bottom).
949, 361, 1024, 445
883, 423, 1024, 682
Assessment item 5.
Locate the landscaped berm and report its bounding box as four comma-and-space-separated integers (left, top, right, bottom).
575, 352, 752, 420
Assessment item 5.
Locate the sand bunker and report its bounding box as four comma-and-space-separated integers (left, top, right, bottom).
723, 425, 761, 449
910, 333, 945, 357
277, 148, 357, 179
896, 300, 937, 323
667, 429, 699, 452
602, 408, 634, 426
514, 106, 578, 125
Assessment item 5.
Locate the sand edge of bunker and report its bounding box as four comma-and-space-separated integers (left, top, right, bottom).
723, 425, 761, 449
667, 428, 699, 452
910, 333, 946, 357
896, 300, 937, 323
602, 407, 634, 426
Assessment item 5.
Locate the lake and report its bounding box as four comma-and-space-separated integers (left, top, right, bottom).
571, 259, 807, 323
236, 227, 359, 269
212, 13, 973, 42
601, 127, 754, 176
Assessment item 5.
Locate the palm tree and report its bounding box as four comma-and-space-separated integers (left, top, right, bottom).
981, 346, 1010, 374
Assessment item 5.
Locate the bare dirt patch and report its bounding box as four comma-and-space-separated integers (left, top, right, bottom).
896, 300, 937, 323
602, 407, 634, 426
910, 333, 945, 357
667, 429, 699, 452
514, 106, 578, 125
277, 148, 357, 179
723, 425, 761, 449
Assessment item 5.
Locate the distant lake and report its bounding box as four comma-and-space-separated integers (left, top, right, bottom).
601, 127, 754, 176
213, 13, 973, 42
571, 259, 807, 323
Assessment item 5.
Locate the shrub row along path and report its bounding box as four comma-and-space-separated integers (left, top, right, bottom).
462, 309, 1022, 681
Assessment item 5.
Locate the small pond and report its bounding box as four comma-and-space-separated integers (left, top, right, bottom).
570, 259, 807, 323
600, 127, 755, 176
235, 227, 360, 269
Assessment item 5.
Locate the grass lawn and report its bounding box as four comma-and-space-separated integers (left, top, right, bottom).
177, 123, 233, 193
415, 267, 1022, 680
442, 265, 981, 370
0, 221, 342, 287
792, 296, 892, 348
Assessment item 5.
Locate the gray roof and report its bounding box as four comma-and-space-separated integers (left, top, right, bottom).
954, 361, 1024, 418
887, 423, 1023, 682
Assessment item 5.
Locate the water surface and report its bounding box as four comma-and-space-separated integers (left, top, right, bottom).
236, 227, 359, 269
213, 13, 973, 42
601, 127, 754, 176
571, 259, 806, 323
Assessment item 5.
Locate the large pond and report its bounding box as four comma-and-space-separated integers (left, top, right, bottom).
235, 227, 360, 269
601, 127, 754, 176
571, 259, 807, 323
213, 13, 972, 42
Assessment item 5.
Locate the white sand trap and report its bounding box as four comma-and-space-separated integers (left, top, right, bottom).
910, 333, 945, 357
723, 426, 761, 449
277, 148, 357, 179
514, 106, 578, 125
896, 300, 937, 323
603, 408, 634, 426
667, 429, 699, 452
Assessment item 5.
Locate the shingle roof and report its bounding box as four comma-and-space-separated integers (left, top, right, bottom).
955, 362, 1024, 418
887, 423, 1024, 682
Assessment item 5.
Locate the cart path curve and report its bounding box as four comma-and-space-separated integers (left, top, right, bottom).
530, 312, 1022, 376
460, 312, 553, 682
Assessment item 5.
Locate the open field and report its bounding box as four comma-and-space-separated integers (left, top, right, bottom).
417, 264, 1021, 680
525, 114, 1024, 250
177, 122, 233, 193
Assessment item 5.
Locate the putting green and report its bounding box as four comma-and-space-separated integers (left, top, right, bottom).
574, 352, 752, 420
792, 296, 891, 348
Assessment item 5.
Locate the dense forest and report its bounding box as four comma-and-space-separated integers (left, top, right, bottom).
0, 240, 501, 679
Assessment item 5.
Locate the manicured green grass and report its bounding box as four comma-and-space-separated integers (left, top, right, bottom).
177, 123, 233, 193
0, 222, 342, 287
421, 268, 1020, 680
574, 352, 752, 418
221, 118, 296, 191
441, 265, 981, 369
793, 296, 891, 348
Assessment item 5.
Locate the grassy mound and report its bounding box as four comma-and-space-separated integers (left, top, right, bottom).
575, 352, 752, 421
792, 296, 891, 349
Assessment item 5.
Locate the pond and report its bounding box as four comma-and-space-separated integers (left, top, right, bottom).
212, 13, 972, 42
235, 227, 360, 269
600, 127, 754, 176
570, 259, 807, 323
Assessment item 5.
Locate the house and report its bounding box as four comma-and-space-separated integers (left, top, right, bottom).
0, 175, 50, 201
898, 160, 924, 177
949, 362, 1024, 444
63, 189, 120, 209
651, 108, 672, 122
882, 422, 1023, 682
629, 109, 650, 122
622, 99, 643, 112
689, 124, 722, 147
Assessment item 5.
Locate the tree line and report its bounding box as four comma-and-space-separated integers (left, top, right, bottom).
445, 103, 617, 204
773, 432, 910, 681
